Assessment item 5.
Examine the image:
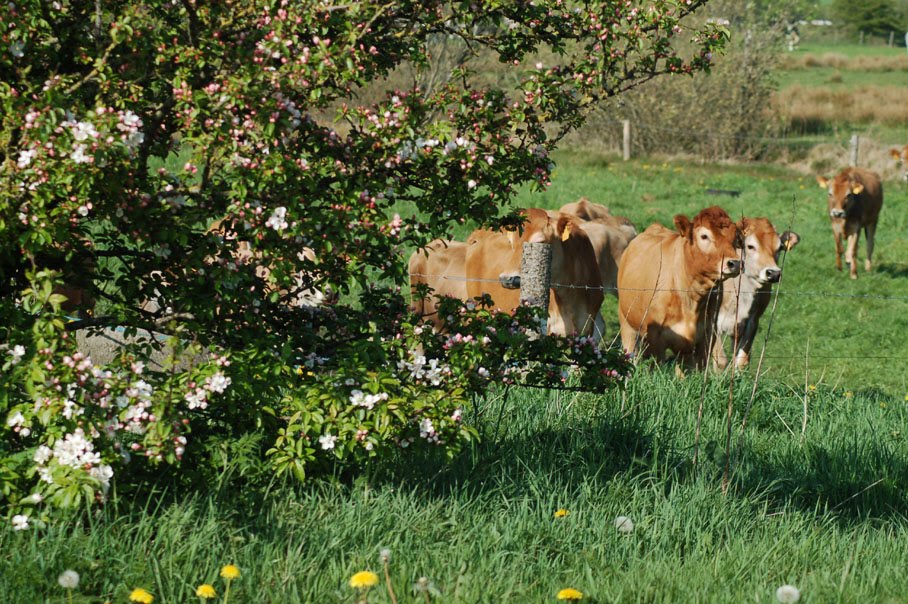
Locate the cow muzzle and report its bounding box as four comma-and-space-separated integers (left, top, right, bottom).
763, 267, 781, 283
723, 258, 742, 277
829, 209, 846, 219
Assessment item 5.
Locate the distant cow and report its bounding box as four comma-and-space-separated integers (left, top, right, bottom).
710, 218, 800, 369
815, 167, 883, 280
558, 197, 614, 222
465, 208, 604, 337
617, 206, 742, 367
558, 198, 637, 299
408, 239, 470, 331
889, 146, 908, 181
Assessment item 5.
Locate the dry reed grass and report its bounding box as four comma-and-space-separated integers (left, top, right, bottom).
774, 85, 908, 128
788, 137, 908, 180
779, 53, 908, 72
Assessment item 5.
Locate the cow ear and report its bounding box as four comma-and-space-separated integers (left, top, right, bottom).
891, 148, 903, 161
674, 215, 692, 239
851, 183, 864, 195
815, 175, 829, 189
780, 231, 800, 251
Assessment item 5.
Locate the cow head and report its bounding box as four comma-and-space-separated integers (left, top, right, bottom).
674, 206, 742, 280
890, 146, 908, 182
737, 218, 801, 284
816, 170, 863, 220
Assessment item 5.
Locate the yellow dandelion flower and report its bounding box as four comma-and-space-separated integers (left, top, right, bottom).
220, 564, 241, 580
904, 394, 908, 402
845, 391, 853, 398
807, 385, 816, 392
880, 402, 888, 409
129, 588, 154, 604
196, 584, 217, 599
554, 508, 569, 518
349, 571, 379, 589
557, 587, 584, 600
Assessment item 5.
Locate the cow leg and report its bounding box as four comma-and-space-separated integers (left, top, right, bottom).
845, 229, 860, 280
832, 228, 843, 271
592, 311, 606, 343
864, 222, 877, 273
711, 334, 729, 371
618, 313, 638, 357
734, 317, 759, 369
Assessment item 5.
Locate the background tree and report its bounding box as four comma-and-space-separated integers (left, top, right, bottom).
830, 0, 906, 38
0, 1, 725, 516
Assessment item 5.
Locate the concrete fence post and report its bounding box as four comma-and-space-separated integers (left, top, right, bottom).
622, 119, 631, 161
519, 242, 552, 335
849, 134, 860, 167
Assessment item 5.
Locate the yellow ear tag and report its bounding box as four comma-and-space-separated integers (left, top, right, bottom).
851, 184, 864, 195
785, 239, 793, 251
561, 222, 572, 241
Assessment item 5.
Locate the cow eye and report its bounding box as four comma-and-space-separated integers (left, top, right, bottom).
700, 234, 709, 241
747, 244, 756, 251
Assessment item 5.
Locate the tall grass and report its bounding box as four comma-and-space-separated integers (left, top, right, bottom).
3, 370, 907, 602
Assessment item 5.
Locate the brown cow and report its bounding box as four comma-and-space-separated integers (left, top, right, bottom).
465, 208, 604, 337
617, 206, 742, 367
558, 198, 637, 299
710, 218, 800, 369
408, 239, 470, 331
815, 167, 883, 280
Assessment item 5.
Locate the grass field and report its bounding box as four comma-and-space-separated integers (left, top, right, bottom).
4, 151, 907, 603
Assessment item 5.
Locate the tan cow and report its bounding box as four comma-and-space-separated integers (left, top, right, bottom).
889, 146, 908, 182
617, 206, 742, 367
558, 197, 614, 222
710, 218, 800, 369
815, 167, 883, 280
558, 198, 637, 298
408, 239, 470, 331
465, 208, 604, 337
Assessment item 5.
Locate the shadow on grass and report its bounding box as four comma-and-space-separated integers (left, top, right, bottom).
370, 380, 908, 524
875, 263, 908, 279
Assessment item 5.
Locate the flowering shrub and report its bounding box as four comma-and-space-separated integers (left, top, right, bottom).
0, 1, 726, 516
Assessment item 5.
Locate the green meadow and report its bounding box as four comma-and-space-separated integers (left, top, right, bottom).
4, 151, 908, 603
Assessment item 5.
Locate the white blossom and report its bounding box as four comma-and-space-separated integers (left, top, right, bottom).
33, 445, 52, 465
70, 121, 98, 141
205, 372, 231, 394
16, 149, 35, 168
7, 344, 25, 364
6, 411, 25, 427
9, 40, 24, 58
318, 433, 337, 450
70, 144, 91, 164
11, 514, 29, 531
265, 206, 288, 231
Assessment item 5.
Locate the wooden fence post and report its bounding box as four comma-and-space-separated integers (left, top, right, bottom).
849, 134, 860, 167
889, 31, 895, 47
519, 242, 552, 335
860, 31, 865, 45
622, 119, 631, 161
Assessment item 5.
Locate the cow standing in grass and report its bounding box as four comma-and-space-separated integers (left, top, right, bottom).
710, 218, 800, 370
815, 168, 883, 280
465, 208, 604, 337
617, 206, 741, 368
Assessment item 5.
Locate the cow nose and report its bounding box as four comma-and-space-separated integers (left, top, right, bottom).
830, 209, 846, 218
725, 259, 742, 275
765, 268, 781, 283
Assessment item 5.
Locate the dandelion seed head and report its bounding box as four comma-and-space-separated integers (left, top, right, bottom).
776, 584, 801, 603
58, 570, 80, 589
615, 515, 634, 534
